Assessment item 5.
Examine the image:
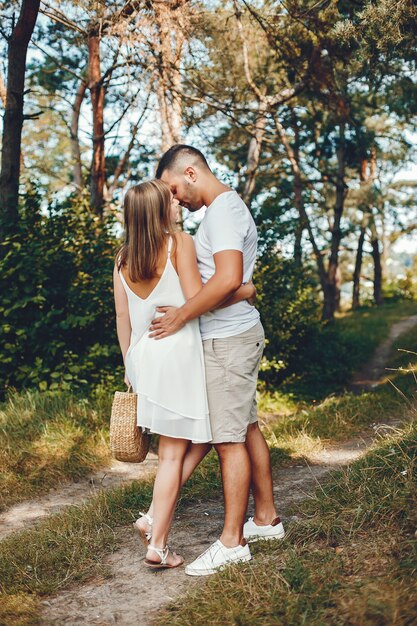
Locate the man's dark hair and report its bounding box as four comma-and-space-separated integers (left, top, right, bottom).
155, 144, 210, 179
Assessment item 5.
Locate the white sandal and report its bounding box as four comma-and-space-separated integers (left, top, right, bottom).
133, 511, 153, 547
144, 544, 184, 570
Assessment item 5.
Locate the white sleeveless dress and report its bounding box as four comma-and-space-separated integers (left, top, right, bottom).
119, 237, 212, 443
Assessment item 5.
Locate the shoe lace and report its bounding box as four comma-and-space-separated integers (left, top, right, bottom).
198, 540, 221, 560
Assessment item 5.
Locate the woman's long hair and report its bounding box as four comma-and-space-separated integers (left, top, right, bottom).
117, 179, 176, 282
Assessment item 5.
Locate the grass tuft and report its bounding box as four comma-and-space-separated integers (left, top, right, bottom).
0, 390, 111, 511
0, 593, 40, 626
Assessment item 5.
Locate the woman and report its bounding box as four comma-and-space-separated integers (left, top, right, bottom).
114, 179, 254, 569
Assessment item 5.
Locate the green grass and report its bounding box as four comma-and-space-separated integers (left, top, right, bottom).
283, 300, 417, 399
260, 383, 410, 461
259, 318, 417, 458
0, 390, 112, 511
335, 300, 417, 363
260, 365, 416, 461
156, 419, 417, 626
1, 368, 415, 625
390, 323, 417, 387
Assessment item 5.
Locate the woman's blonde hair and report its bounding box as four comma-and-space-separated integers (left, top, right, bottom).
117, 179, 176, 282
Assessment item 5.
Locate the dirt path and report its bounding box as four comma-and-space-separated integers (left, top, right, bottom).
350, 314, 417, 390
0, 455, 158, 541
39, 422, 398, 626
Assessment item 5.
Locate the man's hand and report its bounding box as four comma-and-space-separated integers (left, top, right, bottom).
149, 306, 186, 339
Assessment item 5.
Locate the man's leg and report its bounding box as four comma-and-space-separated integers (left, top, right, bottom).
183, 333, 258, 576
246, 422, 277, 524
215, 442, 251, 546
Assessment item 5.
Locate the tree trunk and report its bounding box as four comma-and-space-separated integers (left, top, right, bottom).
352, 223, 367, 309
154, 1, 184, 152
380, 203, 388, 279
292, 115, 303, 266
71, 77, 87, 191
325, 122, 346, 319
274, 114, 306, 267
108, 121, 140, 198
0, 72, 6, 107
88, 28, 105, 216
370, 217, 384, 305
152, 1, 185, 228
243, 114, 267, 208
292, 164, 304, 266
294, 219, 303, 267
352, 147, 378, 308
0, 0, 40, 232
352, 156, 370, 309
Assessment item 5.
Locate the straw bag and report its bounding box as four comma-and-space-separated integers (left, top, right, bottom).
110, 387, 150, 463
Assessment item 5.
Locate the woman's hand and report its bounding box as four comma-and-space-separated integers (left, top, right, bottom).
245, 281, 257, 306
124, 371, 131, 388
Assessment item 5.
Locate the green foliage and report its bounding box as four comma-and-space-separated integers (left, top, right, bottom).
241, 246, 416, 399
292, 420, 417, 544
0, 188, 123, 397
383, 271, 417, 302
253, 250, 321, 386
282, 301, 417, 399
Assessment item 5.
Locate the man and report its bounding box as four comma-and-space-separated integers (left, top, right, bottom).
151, 144, 284, 576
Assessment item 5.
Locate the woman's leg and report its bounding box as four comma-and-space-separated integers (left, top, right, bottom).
145, 442, 211, 520
146, 435, 189, 565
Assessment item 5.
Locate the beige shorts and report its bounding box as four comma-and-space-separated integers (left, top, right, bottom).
203, 322, 265, 444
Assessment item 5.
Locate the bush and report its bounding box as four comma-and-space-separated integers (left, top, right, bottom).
0, 189, 123, 397
253, 251, 322, 387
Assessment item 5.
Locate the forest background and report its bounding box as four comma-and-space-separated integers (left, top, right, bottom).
1, 3, 417, 624
0, 0, 417, 400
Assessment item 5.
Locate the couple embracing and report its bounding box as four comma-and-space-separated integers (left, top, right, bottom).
114, 144, 284, 576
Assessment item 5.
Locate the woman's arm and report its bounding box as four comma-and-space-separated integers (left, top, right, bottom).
113, 264, 132, 373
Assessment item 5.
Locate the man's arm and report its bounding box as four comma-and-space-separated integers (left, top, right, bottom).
217, 281, 256, 309
149, 249, 243, 339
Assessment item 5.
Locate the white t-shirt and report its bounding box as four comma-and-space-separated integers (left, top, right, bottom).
194, 190, 260, 340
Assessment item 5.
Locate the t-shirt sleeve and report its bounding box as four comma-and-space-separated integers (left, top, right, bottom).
206, 200, 250, 254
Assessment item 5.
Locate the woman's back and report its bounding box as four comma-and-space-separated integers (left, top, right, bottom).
119, 235, 185, 342
120, 235, 179, 300
118, 233, 211, 443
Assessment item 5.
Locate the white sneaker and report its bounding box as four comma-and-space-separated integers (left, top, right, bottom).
185, 539, 252, 576
244, 516, 285, 542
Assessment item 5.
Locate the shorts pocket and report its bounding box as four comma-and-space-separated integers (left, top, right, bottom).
231, 323, 265, 346
211, 338, 228, 368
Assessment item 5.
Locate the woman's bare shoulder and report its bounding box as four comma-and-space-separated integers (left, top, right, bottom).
173, 231, 194, 251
